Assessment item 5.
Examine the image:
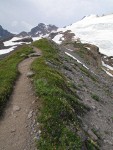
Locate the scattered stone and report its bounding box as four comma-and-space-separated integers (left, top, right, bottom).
104, 140, 113, 145
14, 115, 18, 118
86, 99, 91, 103
29, 52, 41, 57
11, 128, 16, 133
28, 110, 33, 119
88, 129, 98, 141
95, 125, 100, 131
25, 125, 28, 128
37, 122, 40, 126
97, 109, 102, 113
31, 132, 33, 135
92, 106, 96, 110
83, 124, 88, 132
38, 130, 41, 134
27, 71, 35, 77
34, 130, 37, 133
13, 105, 21, 112
20, 53, 26, 57
34, 134, 40, 140
32, 100, 35, 104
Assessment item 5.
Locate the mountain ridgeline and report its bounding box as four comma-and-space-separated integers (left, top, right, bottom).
0, 23, 58, 40
18, 23, 58, 37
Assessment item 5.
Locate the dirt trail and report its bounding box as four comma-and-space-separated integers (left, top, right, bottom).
0, 47, 41, 150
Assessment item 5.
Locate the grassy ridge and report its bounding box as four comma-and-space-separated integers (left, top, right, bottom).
32, 39, 89, 149
0, 45, 33, 115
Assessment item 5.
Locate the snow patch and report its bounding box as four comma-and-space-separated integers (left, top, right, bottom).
102, 68, 113, 77
0, 46, 17, 55
102, 61, 113, 70
4, 37, 27, 46
52, 34, 63, 44
32, 37, 42, 41
66, 48, 73, 52
85, 47, 90, 50
65, 52, 89, 69
32, 33, 49, 41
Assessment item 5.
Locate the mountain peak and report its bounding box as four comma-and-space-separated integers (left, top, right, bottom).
29, 23, 58, 37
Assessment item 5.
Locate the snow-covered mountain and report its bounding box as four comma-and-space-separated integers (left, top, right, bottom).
18, 23, 58, 41
0, 23, 58, 55
1, 14, 113, 58
52, 14, 113, 57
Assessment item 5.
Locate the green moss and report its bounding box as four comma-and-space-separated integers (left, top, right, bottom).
0, 45, 33, 115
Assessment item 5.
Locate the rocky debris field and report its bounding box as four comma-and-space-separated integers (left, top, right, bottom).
57, 42, 113, 150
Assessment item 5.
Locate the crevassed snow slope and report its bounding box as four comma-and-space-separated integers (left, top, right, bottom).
57, 14, 113, 56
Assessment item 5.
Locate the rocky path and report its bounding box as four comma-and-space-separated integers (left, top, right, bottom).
0, 47, 41, 150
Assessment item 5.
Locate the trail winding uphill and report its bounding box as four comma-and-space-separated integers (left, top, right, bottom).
0, 47, 41, 150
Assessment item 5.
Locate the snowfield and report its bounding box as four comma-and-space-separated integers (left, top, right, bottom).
54, 14, 113, 57
0, 37, 31, 55
0, 34, 50, 55
0, 46, 17, 55
4, 37, 24, 46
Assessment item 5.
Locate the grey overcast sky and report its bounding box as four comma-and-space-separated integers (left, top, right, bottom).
0, 0, 113, 33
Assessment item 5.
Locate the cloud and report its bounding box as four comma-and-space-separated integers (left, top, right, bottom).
11, 21, 18, 27
0, 0, 113, 32
21, 21, 33, 31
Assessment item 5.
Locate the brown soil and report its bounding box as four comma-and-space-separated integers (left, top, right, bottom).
0, 47, 41, 150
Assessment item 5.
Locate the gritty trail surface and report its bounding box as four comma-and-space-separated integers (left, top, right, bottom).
0, 47, 41, 150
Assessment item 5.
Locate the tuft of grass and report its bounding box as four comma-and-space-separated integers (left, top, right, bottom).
0, 45, 33, 115
86, 139, 99, 150
79, 65, 97, 82
91, 94, 100, 102
32, 39, 90, 149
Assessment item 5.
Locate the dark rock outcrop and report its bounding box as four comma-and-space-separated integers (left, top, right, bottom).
0, 25, 13, 40
13, 37, 33, 43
